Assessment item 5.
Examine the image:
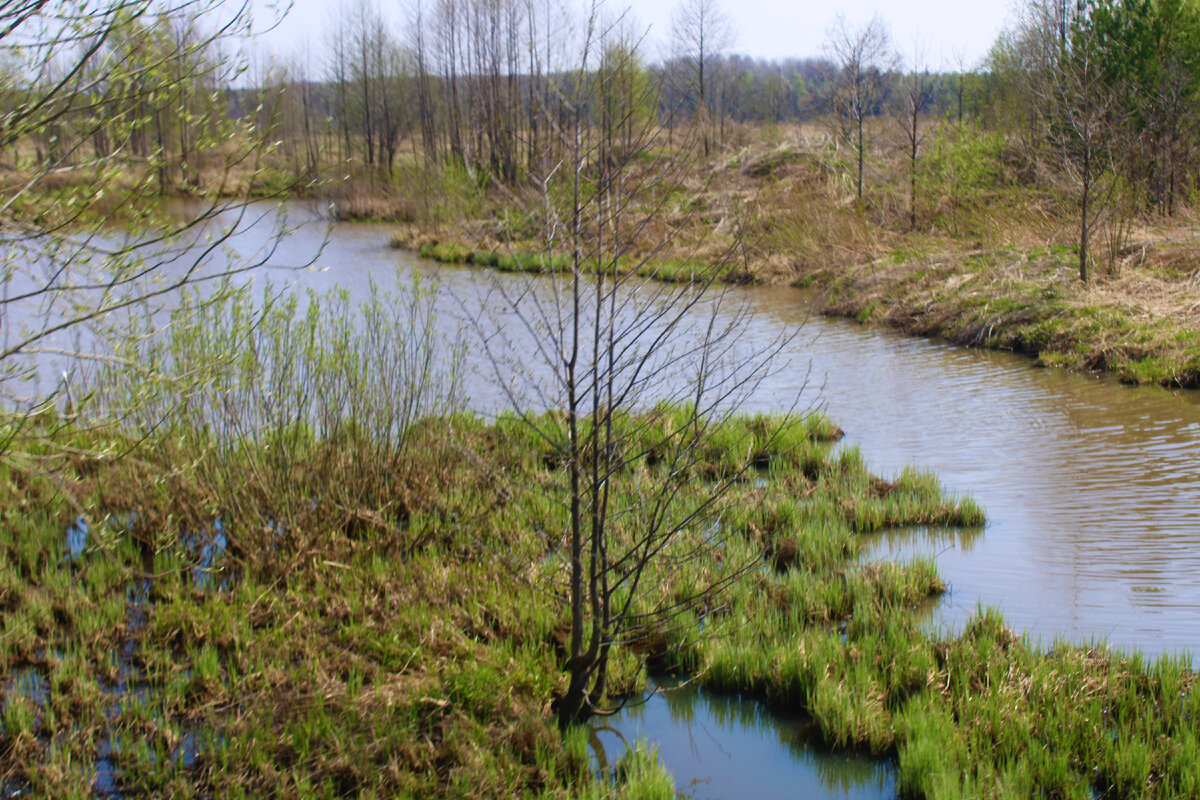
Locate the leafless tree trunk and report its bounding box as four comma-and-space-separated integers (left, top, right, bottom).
898, 40, 931, 231
327, 17, 353, 163
671, 0, 733, 156
1022, 0, 1119, 283
825, 13, 893, 203
469, 2, 796, 729
951, 47, 971, 126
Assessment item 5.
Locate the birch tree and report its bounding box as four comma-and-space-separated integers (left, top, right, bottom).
825, 13, 893, 202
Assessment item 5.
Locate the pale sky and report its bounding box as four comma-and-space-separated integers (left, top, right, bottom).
251, 0, 1015, 70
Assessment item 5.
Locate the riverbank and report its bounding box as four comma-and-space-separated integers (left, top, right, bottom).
376, 125, 1200, 389
5, 398, 1199, 798
800, 232, 1200, 388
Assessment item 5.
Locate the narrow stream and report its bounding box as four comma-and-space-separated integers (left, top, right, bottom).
19, 202, 1200, 657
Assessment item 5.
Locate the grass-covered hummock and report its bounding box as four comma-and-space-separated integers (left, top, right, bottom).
402, 237, 747, 285
0, 408, 929, 796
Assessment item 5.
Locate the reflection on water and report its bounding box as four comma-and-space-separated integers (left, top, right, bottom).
21, 203, 1200, 657
866, 525, 987, 557
593, 682, 895, 800
65, 516, 89, 558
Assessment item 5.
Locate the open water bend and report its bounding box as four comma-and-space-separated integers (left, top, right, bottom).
19, 205, 1200, 800
214, 206, 1200, 658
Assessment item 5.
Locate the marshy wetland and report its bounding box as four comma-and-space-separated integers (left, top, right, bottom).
262, 210, 1200, 656
4, 210, 1200, 798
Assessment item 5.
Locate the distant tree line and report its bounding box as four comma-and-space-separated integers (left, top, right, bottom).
7, 0, 1200, 282
0, 0, 247, 195
249, 0, 981, 188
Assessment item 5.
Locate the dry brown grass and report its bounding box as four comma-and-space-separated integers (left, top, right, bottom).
318, 172, 422, 222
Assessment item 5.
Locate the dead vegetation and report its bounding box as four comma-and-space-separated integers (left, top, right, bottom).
374, 121, 1200, 388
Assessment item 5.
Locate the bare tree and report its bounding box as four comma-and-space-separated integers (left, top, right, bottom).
671, 0, 734, 155
471, 3, 795, 729
898, 39, 932, 231
825, 13, 893, 202
950, 46, 972, 126
326, 6, 354, 162
1019, 0, 1120, 282
276, 48, 323, 180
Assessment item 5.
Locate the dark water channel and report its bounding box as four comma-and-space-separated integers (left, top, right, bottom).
16, 204, 1200, 797
591, 682, 894, 800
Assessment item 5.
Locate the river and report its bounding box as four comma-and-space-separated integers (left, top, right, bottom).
236, 207, 1200, 659
14, 203, 1200, 798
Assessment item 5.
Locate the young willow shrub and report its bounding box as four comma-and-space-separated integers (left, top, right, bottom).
91, 274, 465, 541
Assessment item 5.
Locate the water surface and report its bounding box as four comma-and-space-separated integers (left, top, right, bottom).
592, 683, 895, 800
225, 207, 1200, 658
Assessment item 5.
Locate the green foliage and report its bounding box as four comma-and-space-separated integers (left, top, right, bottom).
923, 127, 1008, 194
613, 745, 675, 800
420, 241, 473, 263
919, 126, 1012, 235
0, 359, 993, 796
9, 361, 1197, 798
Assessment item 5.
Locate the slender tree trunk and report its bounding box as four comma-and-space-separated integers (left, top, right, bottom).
1080, 136, 1090, 283
856, 117, 864, 201
910, 132, 917, 230
561, 98, 587, 729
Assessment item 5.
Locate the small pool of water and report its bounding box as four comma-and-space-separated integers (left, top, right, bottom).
593, 682, 896, 800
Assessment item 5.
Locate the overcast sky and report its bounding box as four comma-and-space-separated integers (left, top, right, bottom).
250, 0, 1016, 70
